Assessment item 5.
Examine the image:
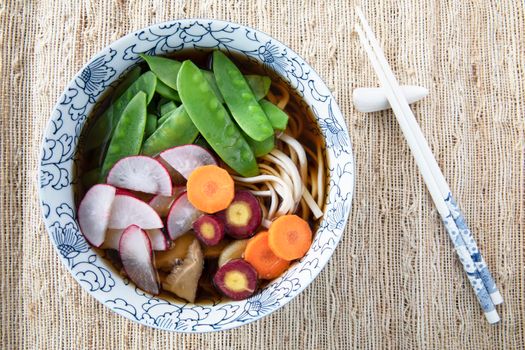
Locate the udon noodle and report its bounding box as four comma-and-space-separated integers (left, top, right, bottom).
233, 84, 325, 227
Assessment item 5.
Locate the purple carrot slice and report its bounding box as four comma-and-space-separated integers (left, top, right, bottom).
217, 190, 262, 239
193, 215, 225, 246
213, 259, 258, 300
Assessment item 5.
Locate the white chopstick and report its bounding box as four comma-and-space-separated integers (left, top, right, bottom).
354, 8, 502, 308
355, 6, 500, 324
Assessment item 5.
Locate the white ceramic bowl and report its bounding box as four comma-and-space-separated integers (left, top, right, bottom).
39, 19, 354, 332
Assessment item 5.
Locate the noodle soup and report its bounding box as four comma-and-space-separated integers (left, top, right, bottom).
76, 50, 328, 303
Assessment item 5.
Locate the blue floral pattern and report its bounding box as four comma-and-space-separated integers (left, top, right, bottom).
444, 194, 499, 296
440, 214, 495, 313
50, 221, 89, 260
39, 20, 354, 332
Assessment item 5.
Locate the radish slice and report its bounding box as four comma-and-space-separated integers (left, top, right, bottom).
146, 228, 169, 251
107, 155, 172, 196
78, 184, 116, 247
166, 192, 202, 240
108, 195, 163, 229
157, 156, 186, 185
119, 225, 159, 295
148, 186, 185, 217
102, 228, 169, 251
160, 145, 217, 179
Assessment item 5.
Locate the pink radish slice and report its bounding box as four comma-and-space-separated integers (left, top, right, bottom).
157, 156, 186, 185
108, 194, 163, 229
146, 228, 170, 251
119, 225, 159, 295
159, 145, 217, 179
102, 228, 169, 251
166, 192, 202, 240
148, 186, 185, 217
107, 155, 172, 196
78, 184, 116, 247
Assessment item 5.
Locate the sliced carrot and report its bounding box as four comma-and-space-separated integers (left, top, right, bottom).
268, 215, 312, 261
187, 165, 235, 213
244, 231, 290, 279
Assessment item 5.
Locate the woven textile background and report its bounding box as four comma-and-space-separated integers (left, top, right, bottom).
1, 0, 524, 348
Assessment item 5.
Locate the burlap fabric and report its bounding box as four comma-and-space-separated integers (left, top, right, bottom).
1, 0, 523, 348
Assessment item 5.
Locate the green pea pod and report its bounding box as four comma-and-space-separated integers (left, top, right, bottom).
160, 101, 177, 116
112, 66, 142, 101
244, 131, 275, 157
177, 60, 258, 177
213, 51, 273, 142
145, 113, 158, 138
202, 71, 269, 103
85, 72, 156, 151
141, 105, 199, 156
259, 99, 289, 130
157, 102, 178, 126
100, 91, 147, 179
139, 54, 181, 90
81, 167, 101, 188
202, 70, 224, 103
156, 97, 170, 113
244, 75, 271, 100
157, 114, 169, 127
156, 79, 181, 101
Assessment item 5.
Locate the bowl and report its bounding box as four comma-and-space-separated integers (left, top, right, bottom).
39, 19, 354, 332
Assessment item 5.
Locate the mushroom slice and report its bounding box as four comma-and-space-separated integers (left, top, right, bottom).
162, 239, 204, 303
154, 232, 195, 272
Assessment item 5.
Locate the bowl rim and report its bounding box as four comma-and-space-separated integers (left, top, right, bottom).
38, 18, 355, 332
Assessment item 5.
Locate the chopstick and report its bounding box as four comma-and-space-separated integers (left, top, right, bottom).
355, 8, 503, 308
354, 6, 501, 324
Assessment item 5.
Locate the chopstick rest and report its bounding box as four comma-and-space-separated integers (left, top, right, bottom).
353, 85, 428, 113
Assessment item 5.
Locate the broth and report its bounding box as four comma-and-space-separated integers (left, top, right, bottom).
75, 50, 329, 304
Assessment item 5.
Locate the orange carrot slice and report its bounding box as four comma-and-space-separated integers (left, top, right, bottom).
187, 165, 235, 213
244, 231, 290, 279
268, 215, 312, 261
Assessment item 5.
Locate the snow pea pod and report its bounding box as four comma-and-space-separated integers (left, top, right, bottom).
202, 70, 224, 103
141, 105, 199, 156
155, 79, 181, 101
100, 91, 147, 179
177, 60, 258, 177
156, 97, 169, 112
157, 114, 169, 127
157, 101, 178, 126
112, 66, 142, 101
259, 99, 289, 130
244, 75, 271, 100
139, 54, 181, 90
213, 51, 273, 142
202, 71, 269, 102
85, 71, 156, 151
159, 101, 177, 116
244, 131, 275, 157
145, 113, 158, 138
